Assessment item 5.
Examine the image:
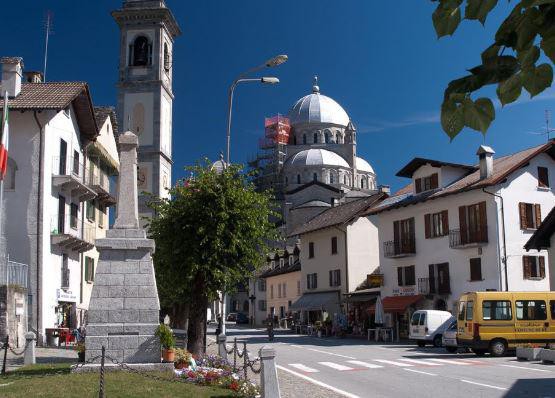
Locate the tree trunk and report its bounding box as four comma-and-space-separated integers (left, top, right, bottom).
187, 274, 209, 356
170, 301, 190, 330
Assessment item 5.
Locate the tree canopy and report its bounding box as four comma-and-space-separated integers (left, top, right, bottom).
431, 0, 555, 139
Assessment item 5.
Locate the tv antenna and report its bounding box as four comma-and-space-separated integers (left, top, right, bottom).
43, 11, 54, 82
525, 110, 554, 142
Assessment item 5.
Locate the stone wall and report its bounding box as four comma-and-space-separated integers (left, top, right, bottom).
0, 285, 28, 347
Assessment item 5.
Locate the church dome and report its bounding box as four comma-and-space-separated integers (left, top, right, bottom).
355, 157, 375, 174
288, 78, 350, 127
285, 148, 350, 168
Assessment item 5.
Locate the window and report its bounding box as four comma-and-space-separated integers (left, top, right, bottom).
424, 211, 448, 238
330, 173, 334, 184
258, 300, 267, 312
361, 179, 365, 189
285, 176, 288, 185
397, 265, 415, 286
411, 312, 420, 326
522, 256, 546, 279
289, 255, 294, 265
458, 202, 488, 244
163, 43, 170, 71
131, 36, 152, 66
519, 202, 542, 230
59, 139, 67, 175
329, 269, 341, 287
482, 300, 512, 320
415, 173, 438, 193
313, 173, 318, 181
469, 258, 482, 281
313, 133, 318, 143
279, 258, 284, 268
258, 279, 266, 292
324, 131, 329, 143
308, 242, 314, 258
270, 285, 274, 299
278, 284, 282, 298
98, 204, 106, 228
343, 175, 347, 185
283, 283, 286, 297
271, 260, 275, 269
86, 200, 96, 221
302, 134, 307, 145
70, 203, 78, 229
307, 273, 318, 289
458, 301, 466, 321
85, 257, 95, 282
331, 237, 338, 254
428, 263, 450, 294
297, 280, 301, 296
466, 301, 474, 321
297, 174, 301, 184
393, 217, 415, 254
516, 300, 547, 320
72, 151, 80, 175
551, 301, 555, 320
538, 166, 549, 188
6, 158, 16, 190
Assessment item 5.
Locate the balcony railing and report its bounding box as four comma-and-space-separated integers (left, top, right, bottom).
449, 228, 488, 249
52, 156, 96, 202
418, 277, 451, 295
88, 167, 116, 206
51, 215, 95, 252
383, 238, 416, 258
4, 260, 28, 288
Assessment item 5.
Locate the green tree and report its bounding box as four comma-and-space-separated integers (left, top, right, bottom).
148, 160, 279, 355
431, 0, 555, 139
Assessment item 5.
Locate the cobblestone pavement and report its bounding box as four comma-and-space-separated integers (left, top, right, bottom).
5, 346, 77, 371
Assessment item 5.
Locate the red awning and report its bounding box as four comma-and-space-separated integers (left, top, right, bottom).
368, 295, 424, 313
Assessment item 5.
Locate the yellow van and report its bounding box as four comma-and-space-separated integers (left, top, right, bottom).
457, 291, 555, 356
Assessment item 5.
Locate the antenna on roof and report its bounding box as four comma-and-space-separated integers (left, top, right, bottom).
43, 10, 53, 82
525, 109, 555, 142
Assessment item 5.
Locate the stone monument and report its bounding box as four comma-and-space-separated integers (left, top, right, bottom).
85, 131, 161, 364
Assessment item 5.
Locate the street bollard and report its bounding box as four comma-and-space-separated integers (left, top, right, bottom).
24, 331, 36, 365
217, 333, 227, 361
259, 346, 281, 398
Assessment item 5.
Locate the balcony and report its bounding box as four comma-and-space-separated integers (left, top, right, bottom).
88, 168, 116, 206
418, 277, 451, 296
383, 238, 416, 258
449, 228, 488, 249
3, 259, 28, 288
52, 156, 96, 202
50, 215, 95, 252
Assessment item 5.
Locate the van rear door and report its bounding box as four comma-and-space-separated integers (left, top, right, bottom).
457, 300, 472, 340
410, 312, 426, 339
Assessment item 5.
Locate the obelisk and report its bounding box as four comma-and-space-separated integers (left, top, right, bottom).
85, 131, 161, 364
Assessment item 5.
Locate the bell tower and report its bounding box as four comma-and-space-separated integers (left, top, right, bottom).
112, 0, 181, 220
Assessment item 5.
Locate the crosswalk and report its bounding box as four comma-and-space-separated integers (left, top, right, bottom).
283, 357, 486, 373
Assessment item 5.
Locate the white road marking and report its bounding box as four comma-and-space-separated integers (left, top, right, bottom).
398, 358, 442, 366
346, 360, 383, 369
289, 345, 356, 359
277, 365, 361, 398
500, 364, 552, 373
288, 363, 319, 373
318, 362, 355, 371
403, 368, 438, 376
427, 358, 471, 365
460, 379, 507, 391
374, 359, 414, 367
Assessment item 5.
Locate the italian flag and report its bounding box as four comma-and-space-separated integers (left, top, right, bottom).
0, 92, 8, 180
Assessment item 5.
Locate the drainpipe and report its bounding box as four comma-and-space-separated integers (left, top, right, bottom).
32, 111, 45, 343
482, 188, 508, 291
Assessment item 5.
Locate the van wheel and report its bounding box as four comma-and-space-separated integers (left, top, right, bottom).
473, 349, 487, 356
433, 335, 442, 348
489, 339, 507, 357
445, 346, 457, 353
417, 340, 426, 347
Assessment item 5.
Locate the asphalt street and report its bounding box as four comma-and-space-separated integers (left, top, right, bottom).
219, 325, 555, 398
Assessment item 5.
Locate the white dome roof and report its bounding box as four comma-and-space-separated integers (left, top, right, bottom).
356, 157, 375, 174
288, 80, 350, 127
286, 149, 350, 168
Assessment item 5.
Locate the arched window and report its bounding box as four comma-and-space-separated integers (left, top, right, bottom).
313, 173, 318, 181
6, 157, 17, 190
132, 103, 145, 135
302, 134, 307, 144
131, 36, 151, 67
285, 176, 288, 185
297, 174, 301, 184
293, 136, 297, 145
361, 179, 365, 189
324, 131, 329, 143
330, 173, 334, 184
313, 133, 318, 144
163, 43, 170, 71
343, 175, 347, 185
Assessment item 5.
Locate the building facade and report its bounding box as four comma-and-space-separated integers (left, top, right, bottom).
112, 0, 181, 221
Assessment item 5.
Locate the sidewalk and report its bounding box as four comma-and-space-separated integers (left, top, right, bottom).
5, 346, 77, 372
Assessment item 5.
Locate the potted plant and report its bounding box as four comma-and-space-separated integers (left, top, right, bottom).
174, 348, 193, 369
155, 324, 176, 362
74, 342, 86, 362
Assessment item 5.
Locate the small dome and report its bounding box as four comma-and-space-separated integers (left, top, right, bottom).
356, 157, 374, 174
288, 78, 350, 126
285, 148, 349, 168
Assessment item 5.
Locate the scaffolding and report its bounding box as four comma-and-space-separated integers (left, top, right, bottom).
249, 115, 290, 200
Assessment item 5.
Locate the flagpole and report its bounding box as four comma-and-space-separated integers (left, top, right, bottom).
0, 91, 8, 282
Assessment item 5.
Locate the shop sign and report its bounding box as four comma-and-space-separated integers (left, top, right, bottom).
367, 274, 384, 287
57, 289, 77, 302
15, 300, 24, 316
392, 286, 416, 296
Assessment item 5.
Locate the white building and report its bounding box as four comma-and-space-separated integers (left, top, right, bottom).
369, 142, 554, 339
525, 206, 555, 288
1, 57, 119, 344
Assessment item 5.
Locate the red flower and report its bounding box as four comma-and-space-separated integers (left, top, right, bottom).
230, 381, 239, 391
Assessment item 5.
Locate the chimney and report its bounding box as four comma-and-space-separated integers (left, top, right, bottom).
24, 71, 43, 83
378, 185, 391, 195
0, 57, 23, 97
477, 145, 495, 179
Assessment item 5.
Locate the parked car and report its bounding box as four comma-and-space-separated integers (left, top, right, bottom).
410, 310, 455, 347
236, 313, 249, 324
226, 313, 237, 322
442, 320, 458, 353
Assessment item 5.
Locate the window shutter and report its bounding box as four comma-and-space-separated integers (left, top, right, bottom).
522, 256, 531, 279
424, 214, 431, 239
534, 204, 542, 228
337, 270, 341, 286
415, 178, 422, 193
459, 206, 467, 244
441, 210, 449, 235
409, 218, 415, 251
539, 256, 546, 279
479, 201, 488, 242
428, 264, 435, 293
431, 173, 439, 189
306, 274, 310, 289
84, 258, 89, 282
329, 270, 333, 287
314, 273, 317, 289
397, 267, 403, 286
393, 221, 400, 254
519, 202, 527, 229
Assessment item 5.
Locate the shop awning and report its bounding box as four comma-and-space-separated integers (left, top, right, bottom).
290, 291, 340, 311
368, 295, 423, 313
343, 288, 380, 303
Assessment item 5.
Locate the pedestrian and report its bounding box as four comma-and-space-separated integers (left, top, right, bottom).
215, 315, 222, 336
267, 317, 274, 342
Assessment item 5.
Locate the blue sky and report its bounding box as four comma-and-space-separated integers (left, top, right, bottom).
2, 1, 554, 192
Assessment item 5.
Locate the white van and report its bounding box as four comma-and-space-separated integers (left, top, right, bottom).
409, 310, 454, 347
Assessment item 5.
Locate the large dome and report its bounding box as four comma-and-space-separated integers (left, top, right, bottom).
288, 81, 350, 127
356, 157, 375, 174
285, 148, 350, 168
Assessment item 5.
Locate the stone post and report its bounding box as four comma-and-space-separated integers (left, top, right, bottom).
113, 131, 139, 230
217, 333, 227, 361
259, 346, 280, 398
24, 331, 36, 365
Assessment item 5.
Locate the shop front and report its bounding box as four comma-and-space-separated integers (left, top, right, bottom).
290, 291, 341, 334
369, 294, 424, 340
344, 288, 380, 337
46, 289, 78, 346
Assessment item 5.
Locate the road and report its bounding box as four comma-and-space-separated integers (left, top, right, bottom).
219, 325, 555, 398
